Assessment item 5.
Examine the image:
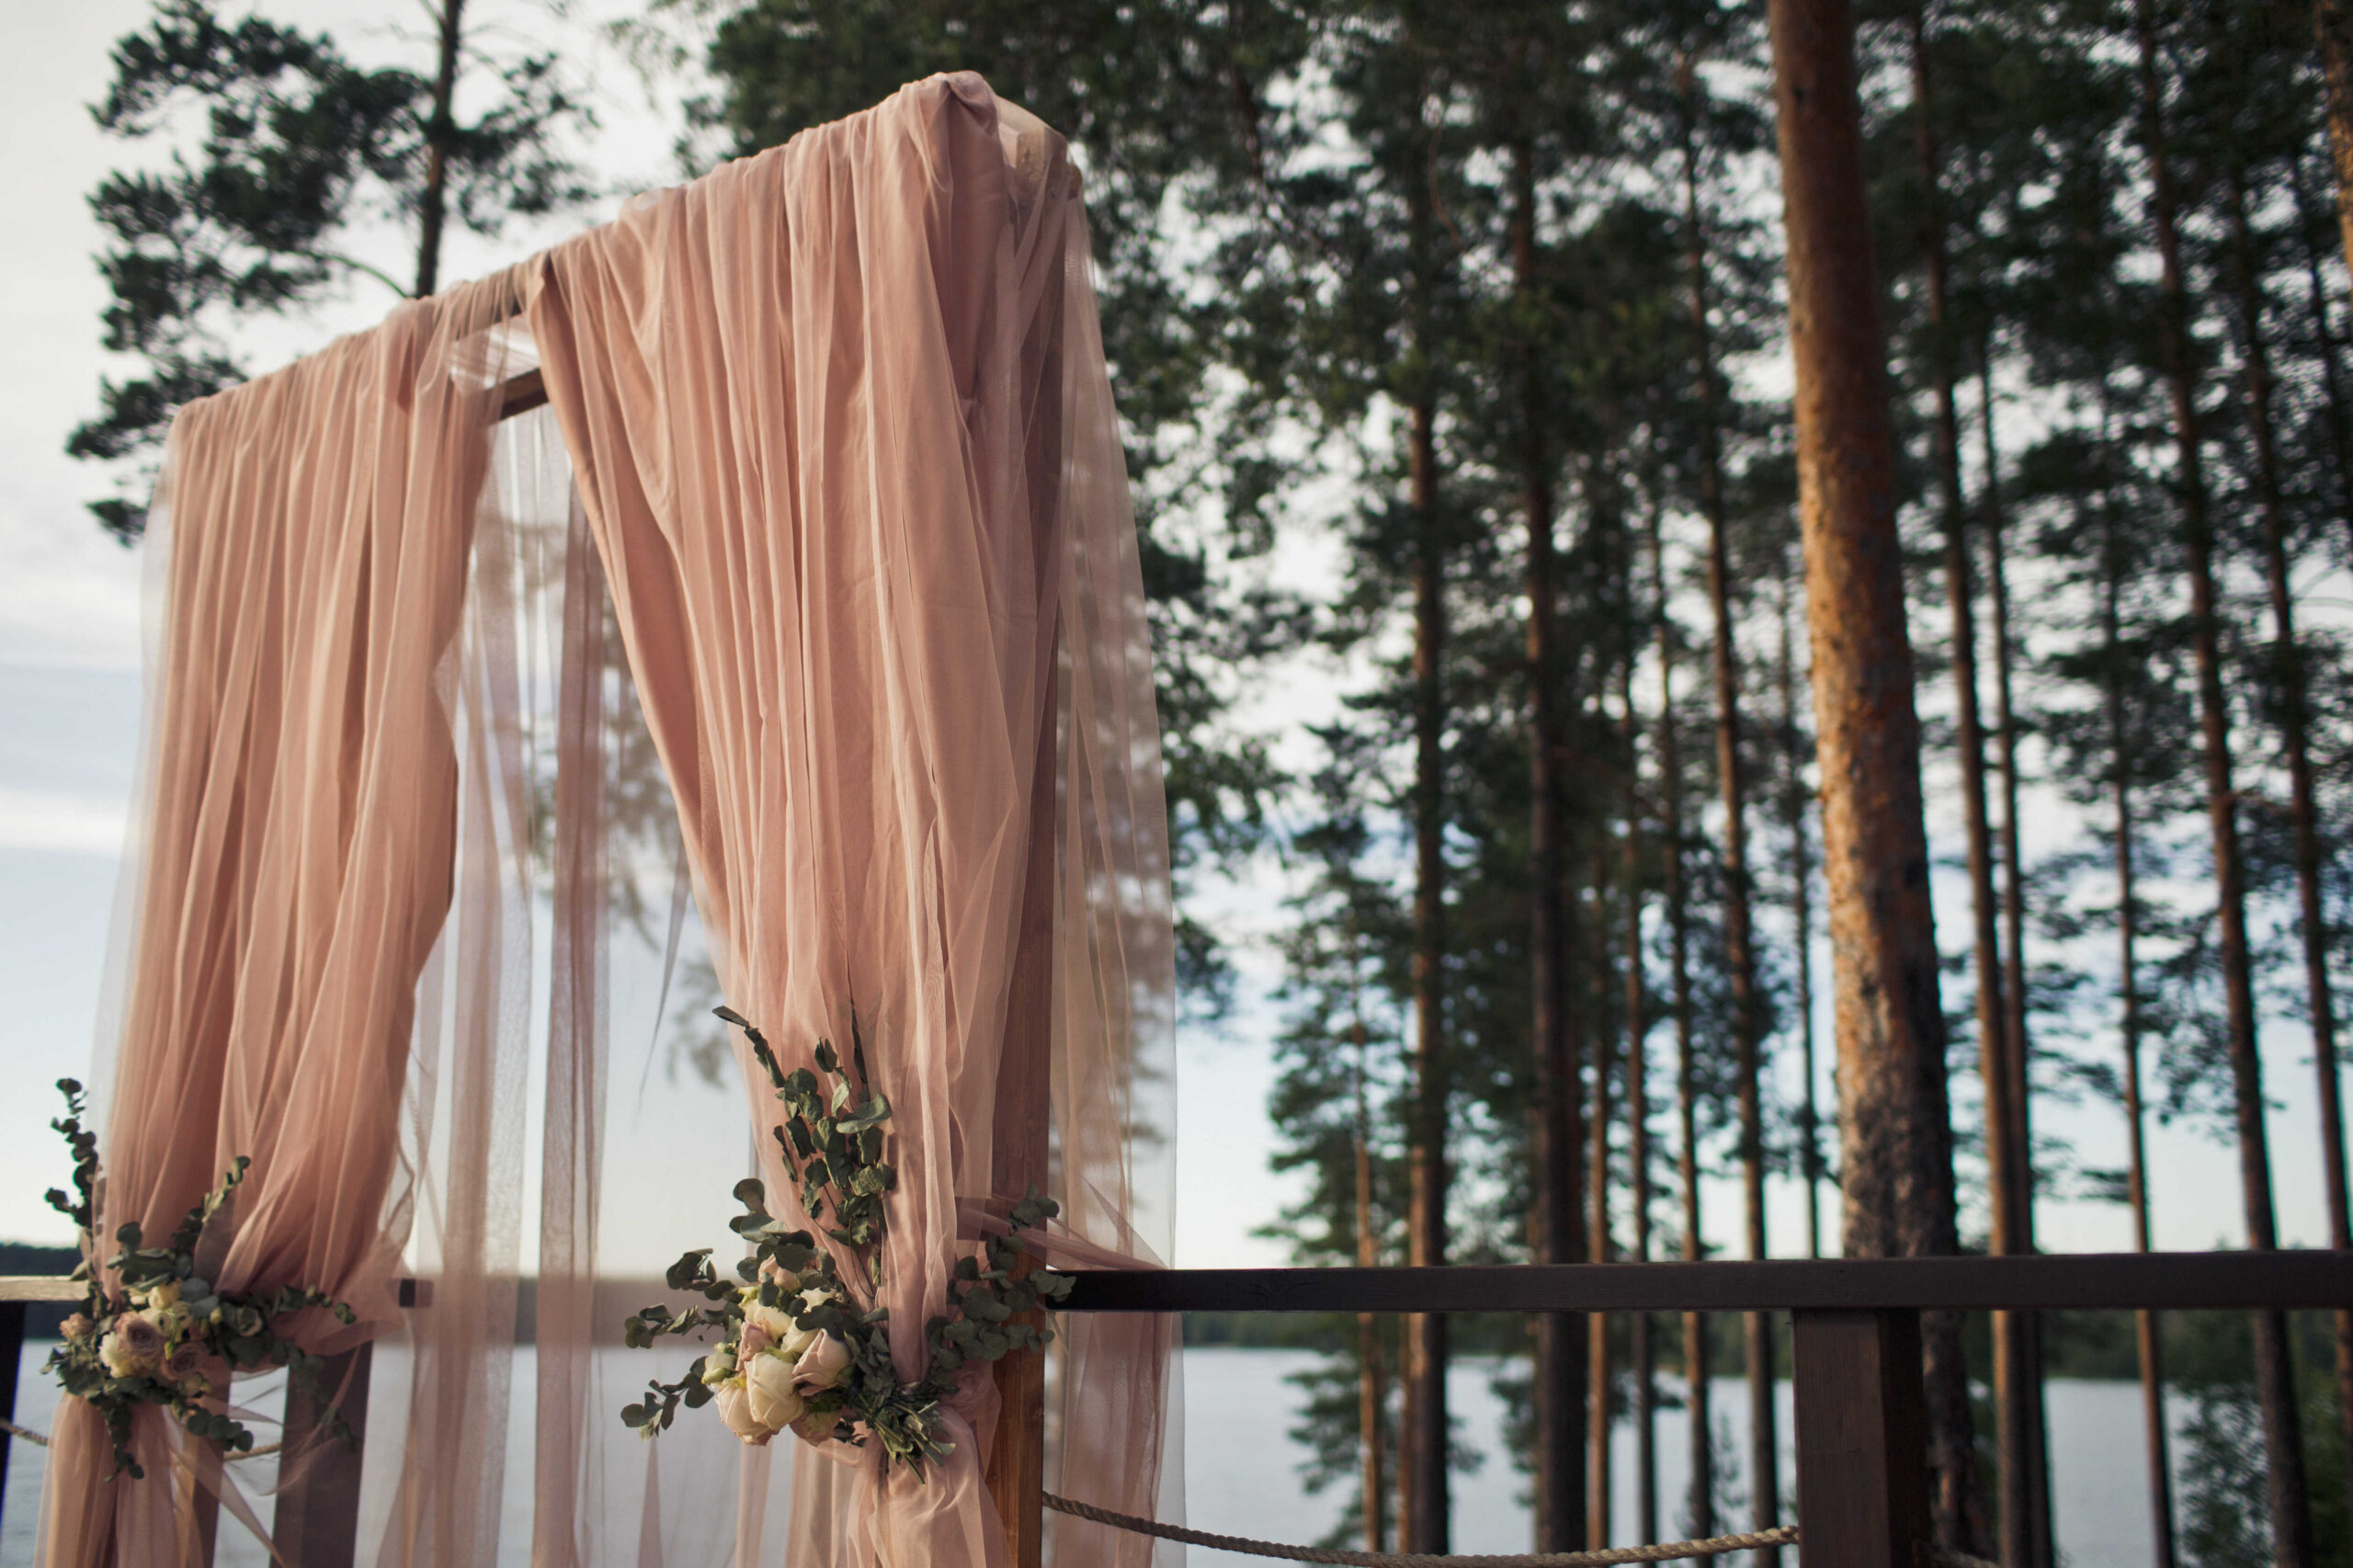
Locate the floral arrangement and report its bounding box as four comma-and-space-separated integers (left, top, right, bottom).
40, 1079, 359, 1478
620, 1008, 1071, 1474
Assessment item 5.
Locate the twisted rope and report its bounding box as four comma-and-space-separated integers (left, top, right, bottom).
1041, 1493, 1799, 1567
0, 1419, 279, 1459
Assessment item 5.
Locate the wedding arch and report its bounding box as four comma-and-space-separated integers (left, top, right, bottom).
31, 74, 1180, 1568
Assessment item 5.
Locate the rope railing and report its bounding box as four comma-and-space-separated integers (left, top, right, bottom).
1041, 1491, 1801, 1567
0, 1419, 283, 1460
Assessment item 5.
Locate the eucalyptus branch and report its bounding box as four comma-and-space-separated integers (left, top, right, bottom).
619, 1007, 1071, 1476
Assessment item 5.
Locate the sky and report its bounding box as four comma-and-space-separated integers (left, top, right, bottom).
1, 0, 2347, 1285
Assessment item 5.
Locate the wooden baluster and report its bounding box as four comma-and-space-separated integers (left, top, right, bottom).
1792, 1309, 1930, 1568
0, 1300, 21, 1528
984, 642, 1061, 1568
275, 1342, 373, 1568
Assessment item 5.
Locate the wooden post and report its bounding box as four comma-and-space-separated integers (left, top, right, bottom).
0, 1300, 22, 1527
985, 649, 1061, 1568
1792, 1309, 1929, 1568
275, 1342, 374, 1568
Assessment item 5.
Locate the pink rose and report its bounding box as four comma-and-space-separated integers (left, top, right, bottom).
61, 1314, 92, 1341
740, 1321, 770, 1358
112, 1313, 164, 1362
162, 1340, 204, 1383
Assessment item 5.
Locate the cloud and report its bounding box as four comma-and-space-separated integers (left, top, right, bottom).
0, 786, 127, 855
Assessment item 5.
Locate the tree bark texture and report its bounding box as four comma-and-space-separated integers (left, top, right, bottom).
2318, 0, 2353, 281
1977, 360, 2055, 1568
414, 0, 464, 297
1763, 0, 1981, 1548
1515, 130, 1588, 1558
1404, 180, 1451, 1546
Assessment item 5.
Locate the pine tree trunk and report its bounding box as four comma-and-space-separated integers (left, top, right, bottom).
2317, 0, 2353, 278
414, 0, 464, 297
1777, 558, 1822, 1261
1589, 835, 1616, 1552
1904, 20, 2034, 1559
2095, 410, 2177, 1568
1678, 65, 1777, 1560
2290, 149, 2353, 549
1977, 354, 2056, 1568
1763, 0, 1982, 1550
2231, 161, 2353, 1532
1350, 933, 1390, 1554
1358, 1119, 1389, 1551
1625, 627, 1660, 1549
1516, 124, 1589, 1556
1652, 495, 1713, 1542
1404, 154, 1451, 1551
2131, 11, 2314, 1561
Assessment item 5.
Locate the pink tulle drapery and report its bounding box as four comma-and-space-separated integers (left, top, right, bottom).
40, 70, 1177, 1568
40, 272, 548, 1566
526, 73, 1179, 1568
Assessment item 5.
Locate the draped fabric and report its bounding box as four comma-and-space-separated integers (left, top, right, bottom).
39, 276, 555, 1566
525, 73, 1179, 1568
40, 68, 1176, 1568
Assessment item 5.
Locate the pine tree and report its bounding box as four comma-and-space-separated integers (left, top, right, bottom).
1764, 0, 1982, 1547
72, 0, 588, 538
2130, 1, 2316, 1556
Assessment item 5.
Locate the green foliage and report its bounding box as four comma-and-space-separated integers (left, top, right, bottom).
697, 0, 1302, 1014
71, 0, 590, 540
620, 1008, 1071, 1474
40, 1080, 359, 1480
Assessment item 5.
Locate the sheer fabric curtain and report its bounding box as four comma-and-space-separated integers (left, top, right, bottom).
39, 274, 575, 1568
40, 70, 1176, 1568
526, 72, 1181, 1568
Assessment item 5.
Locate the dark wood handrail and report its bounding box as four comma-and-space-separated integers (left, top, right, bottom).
1051, 1249, 2353, 1314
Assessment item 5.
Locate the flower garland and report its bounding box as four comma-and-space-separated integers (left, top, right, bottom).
40, 1080, 360, 1478
620, 1008, 1072, 1474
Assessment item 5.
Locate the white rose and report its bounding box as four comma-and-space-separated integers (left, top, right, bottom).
742, 1299, 797, 1347
745, 1350, 807, 1433
792, 1332, 851, 1394
98, 1333, 146, 1381
710, 1379, 773, 1445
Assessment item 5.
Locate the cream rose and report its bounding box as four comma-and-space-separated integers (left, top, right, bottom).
742, 1298, 798, 1349
710, 1379, 772, 1446
744, 1350, 807, 1433
701, 1346, 739, 1384
792, 1332, 850, 1395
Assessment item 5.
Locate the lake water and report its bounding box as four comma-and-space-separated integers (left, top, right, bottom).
1, 1343, 2177, 1566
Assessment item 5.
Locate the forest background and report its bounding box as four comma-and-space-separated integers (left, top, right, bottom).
5, 0, 2353, 1565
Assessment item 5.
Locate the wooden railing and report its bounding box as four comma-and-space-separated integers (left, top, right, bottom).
4, 1252, 2349, 1568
